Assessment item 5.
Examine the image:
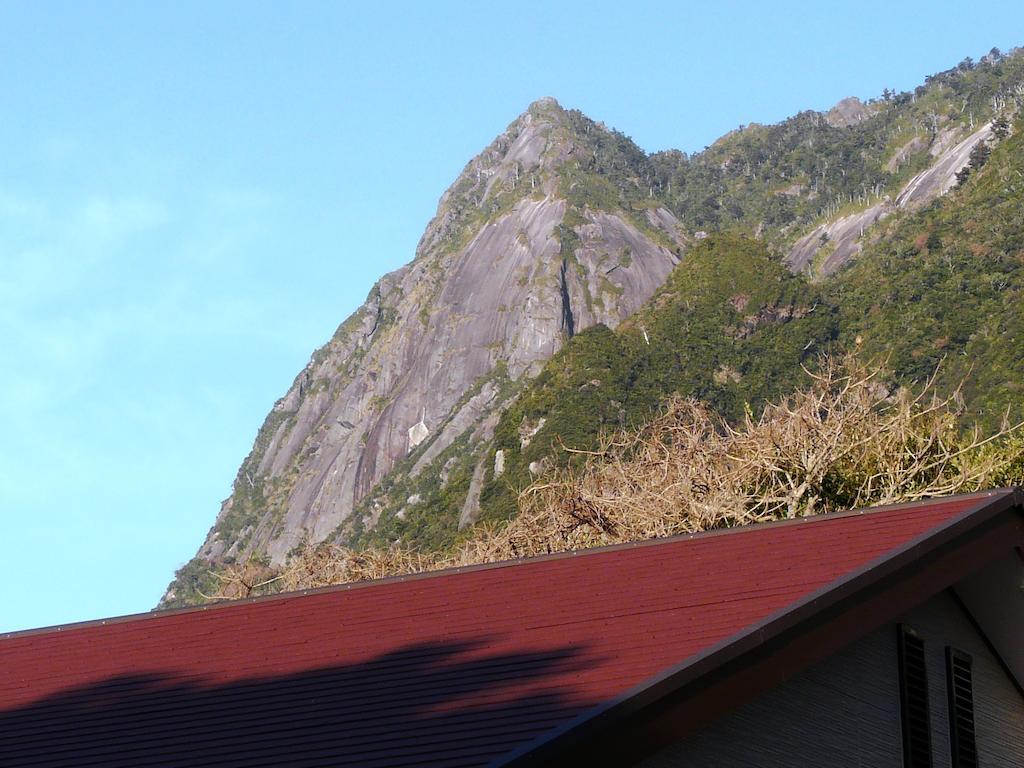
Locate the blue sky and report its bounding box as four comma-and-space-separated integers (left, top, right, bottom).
2, 1, 1022, 633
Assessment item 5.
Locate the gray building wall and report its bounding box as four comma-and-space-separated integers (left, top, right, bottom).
638, 592, 1024, 767
904, 591, 1024, 768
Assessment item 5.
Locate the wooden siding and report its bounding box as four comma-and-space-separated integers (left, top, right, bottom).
638, 624, 904, 767
903, 592, 1024, 768
640, 593, 1024, 768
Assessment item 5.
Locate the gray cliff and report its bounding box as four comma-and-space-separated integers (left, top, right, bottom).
166, 99, 685, 598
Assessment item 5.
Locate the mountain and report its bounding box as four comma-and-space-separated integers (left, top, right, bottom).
165, 48, 1024, 606
469, 73, 1024, 536
645, 48, 1023, 275
833, 113, 1024, 427
164, 98, 687, 603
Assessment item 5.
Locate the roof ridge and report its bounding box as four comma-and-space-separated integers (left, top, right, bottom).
3, 488, 1017, 641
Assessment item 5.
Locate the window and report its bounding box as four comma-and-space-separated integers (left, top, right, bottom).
898, 625, 933, 768
946, 647, 978, 768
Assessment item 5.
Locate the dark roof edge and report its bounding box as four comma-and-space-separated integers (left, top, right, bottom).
492, 486, 1024, 767
2, 488, 1017, 641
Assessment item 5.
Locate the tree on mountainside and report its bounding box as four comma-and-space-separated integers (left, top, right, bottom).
957, 141, 993, 186
992, 114, 1010, 139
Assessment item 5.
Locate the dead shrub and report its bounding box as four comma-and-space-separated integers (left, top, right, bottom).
203, 355, 1024, 598
506, 356, 1023, 558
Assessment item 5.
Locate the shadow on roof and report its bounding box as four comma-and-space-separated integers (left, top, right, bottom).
0, 637, 603, 767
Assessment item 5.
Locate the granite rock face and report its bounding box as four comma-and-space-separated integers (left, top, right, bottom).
786, 122, 994, 277
824, 96, 874, 128
173, 99, 685, 585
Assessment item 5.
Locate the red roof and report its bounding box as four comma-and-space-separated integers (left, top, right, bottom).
1, 490, 1021, 767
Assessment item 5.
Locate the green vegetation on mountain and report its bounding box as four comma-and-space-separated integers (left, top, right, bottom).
689, 49, 1023, 238
549, 49, 1024, 249
476, 235, 837, 527
831, 121, 1024, 430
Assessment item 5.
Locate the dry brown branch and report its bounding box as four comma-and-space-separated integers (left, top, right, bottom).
196, 561, 282, 602
502, 356, 1023, 556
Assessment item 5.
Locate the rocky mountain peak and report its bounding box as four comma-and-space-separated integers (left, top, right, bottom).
824, 96, 873, 127
413, 98, 581, 260
164, 99, 686, 604
521, 96, 567, 129
527, 95, 561, 111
